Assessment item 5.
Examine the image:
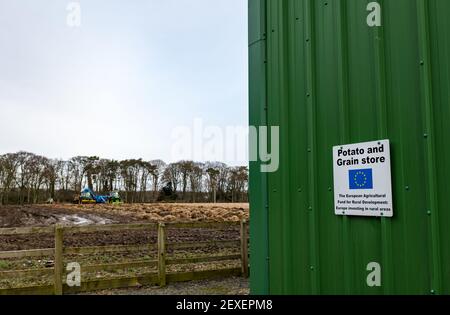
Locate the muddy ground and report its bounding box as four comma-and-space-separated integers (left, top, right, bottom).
0, 203, 249, 228
0, 227, 242, 252
0, 203, 248, 290
0, 203, 248, 251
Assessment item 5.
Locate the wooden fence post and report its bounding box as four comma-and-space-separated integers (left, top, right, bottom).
54, 224, 64, 295
240, 220, 249, 278
158, 223, 167, 287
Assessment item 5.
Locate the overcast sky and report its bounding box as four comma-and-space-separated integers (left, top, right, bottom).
0, 0, 248, 165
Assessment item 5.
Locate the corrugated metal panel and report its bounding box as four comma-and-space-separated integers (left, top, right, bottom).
249, 0, 270, 295
249, 0, 450, 295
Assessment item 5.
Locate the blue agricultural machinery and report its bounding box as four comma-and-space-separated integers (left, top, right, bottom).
77, 188, 122, 204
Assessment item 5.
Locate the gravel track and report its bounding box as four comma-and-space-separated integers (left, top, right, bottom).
82, 277, 249, 295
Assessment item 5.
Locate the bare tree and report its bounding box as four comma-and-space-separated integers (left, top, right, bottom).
205, 164, 220, 203
0, 153, 20, 205
189, 162, 204, 203
178, 161, 194, 201
163, 163, 181, 197
0, 151, 248, 204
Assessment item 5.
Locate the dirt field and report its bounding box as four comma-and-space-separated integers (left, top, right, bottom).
0, 203, 249, 291
0, 203, 249, 228
0, 203, 249, 251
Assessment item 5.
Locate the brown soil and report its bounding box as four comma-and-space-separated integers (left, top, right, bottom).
0, 203, 248, 251
0, 204, 248, 291
0, 203, 249, 228
0, 227, 241, 252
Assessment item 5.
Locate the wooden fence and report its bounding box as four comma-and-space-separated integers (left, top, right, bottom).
0, 221, 249, 295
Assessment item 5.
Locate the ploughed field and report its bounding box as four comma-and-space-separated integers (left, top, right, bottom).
0, 203, 249, 229
0, 203, 249, 251
0, 203, 249, 290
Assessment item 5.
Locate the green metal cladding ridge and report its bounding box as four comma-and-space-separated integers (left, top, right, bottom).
249, 0, 450, 295
248, 0, 269, 295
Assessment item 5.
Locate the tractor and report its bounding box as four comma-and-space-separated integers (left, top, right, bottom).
107, 191, 122, 204
79, 187, 108, 204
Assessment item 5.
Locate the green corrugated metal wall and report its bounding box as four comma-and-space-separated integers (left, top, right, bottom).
249, 0, 450, 295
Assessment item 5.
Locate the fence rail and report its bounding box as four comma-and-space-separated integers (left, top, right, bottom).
0, 226, 54, 236
0, 220, 249, 295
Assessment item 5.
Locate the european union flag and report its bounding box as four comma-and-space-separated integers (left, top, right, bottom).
349, 169, 373, 190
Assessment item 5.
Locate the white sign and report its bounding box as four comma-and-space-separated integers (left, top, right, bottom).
333, 139, 393, 217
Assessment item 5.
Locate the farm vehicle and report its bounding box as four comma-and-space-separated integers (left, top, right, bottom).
74, 188, 122, 204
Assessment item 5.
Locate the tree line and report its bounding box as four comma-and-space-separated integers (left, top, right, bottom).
0, 152, 248, 205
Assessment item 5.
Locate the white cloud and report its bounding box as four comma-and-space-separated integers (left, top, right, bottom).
0, 0, 248, 165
